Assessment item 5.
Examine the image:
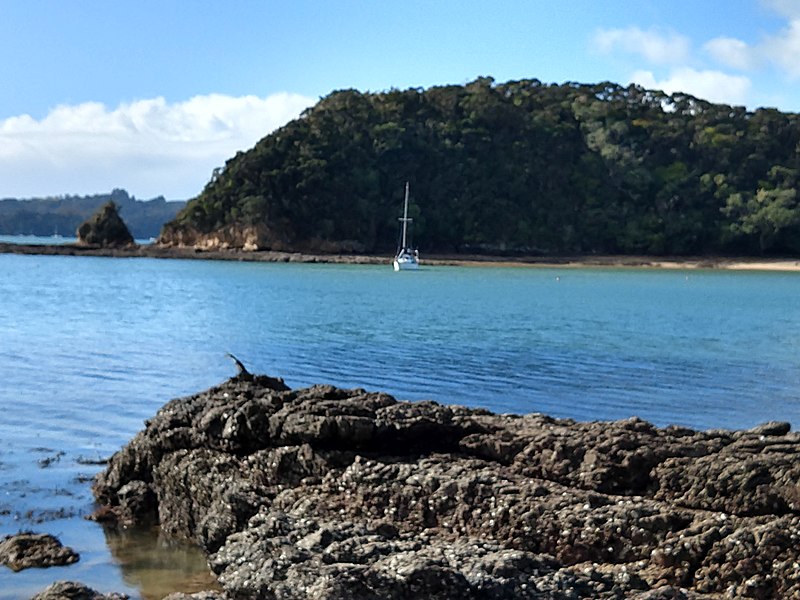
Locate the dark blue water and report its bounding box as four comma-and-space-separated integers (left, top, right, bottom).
2, 253, 800, 597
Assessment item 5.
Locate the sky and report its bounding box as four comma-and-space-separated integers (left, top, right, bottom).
2, 0, 800, 201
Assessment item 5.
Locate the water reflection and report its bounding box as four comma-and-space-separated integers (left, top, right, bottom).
103, 526, 220, 600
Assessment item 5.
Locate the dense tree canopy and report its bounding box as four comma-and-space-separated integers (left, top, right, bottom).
164, 78, 800, 255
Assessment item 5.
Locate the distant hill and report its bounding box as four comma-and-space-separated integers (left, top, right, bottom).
0, 189, 186, 239
161, 77, 800, 256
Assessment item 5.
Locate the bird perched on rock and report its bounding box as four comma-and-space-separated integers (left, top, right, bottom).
226, 353, 253, 381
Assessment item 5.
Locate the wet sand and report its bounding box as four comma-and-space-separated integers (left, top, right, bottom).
2, 242, 800, 271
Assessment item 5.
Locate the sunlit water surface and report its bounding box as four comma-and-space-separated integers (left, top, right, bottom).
1, 252, 800, 597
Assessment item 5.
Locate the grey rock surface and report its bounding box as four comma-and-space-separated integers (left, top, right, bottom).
0, 532, 79, 572
93, 375, 800, 599
29, 580, 129, 600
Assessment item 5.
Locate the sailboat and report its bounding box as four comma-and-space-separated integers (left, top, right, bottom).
393, 182, 419, 271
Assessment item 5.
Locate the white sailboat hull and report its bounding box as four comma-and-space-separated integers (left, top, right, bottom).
393, 254, 419, 271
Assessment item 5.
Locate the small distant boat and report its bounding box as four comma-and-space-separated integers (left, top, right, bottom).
393, 182, 419, 271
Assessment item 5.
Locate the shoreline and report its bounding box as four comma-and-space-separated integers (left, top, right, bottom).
2, 241, 800, 271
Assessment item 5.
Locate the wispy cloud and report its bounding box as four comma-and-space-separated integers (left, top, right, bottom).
0, 92, 315, 199
703, 37, 759, 71
590, 4, 800, 108
760, 17, 800, 78
703, 12, 800, 79
592, 27, 691, 65
763, 0, 800, 19
592, 26, 753, 105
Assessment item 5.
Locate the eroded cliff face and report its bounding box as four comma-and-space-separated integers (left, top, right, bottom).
93, 376, 800, 599
157, 223, 283, 251
158, 223, 366, 253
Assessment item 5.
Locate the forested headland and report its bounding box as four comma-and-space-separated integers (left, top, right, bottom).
161, 78, 800, 256
1, 189, 185, 239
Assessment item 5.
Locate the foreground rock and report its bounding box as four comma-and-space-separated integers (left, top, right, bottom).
30, 581, 128, 600
76, 201, 134, 247
93, 375, 800, 599
0, 532, 79, 572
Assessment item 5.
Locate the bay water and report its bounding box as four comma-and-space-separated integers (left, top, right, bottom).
1, 251, 800, 598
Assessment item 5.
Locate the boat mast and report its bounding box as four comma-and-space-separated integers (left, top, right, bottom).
399, 181, 412, 250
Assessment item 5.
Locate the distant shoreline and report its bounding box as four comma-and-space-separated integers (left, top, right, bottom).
2, 241, 800, 271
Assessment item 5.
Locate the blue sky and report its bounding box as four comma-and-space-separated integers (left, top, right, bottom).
2, 0, 800, 200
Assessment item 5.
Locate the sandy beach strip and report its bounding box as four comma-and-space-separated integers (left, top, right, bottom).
424, 254, 800, 271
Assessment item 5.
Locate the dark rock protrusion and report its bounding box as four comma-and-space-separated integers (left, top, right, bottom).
76, 201, 134, 247
0, 532, 79, 571
226, 353, 252, 380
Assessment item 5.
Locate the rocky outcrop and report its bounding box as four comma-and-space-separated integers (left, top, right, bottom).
76, 201, 134, 247
93, 375, 800, 599
0, 532, 79, 571
158, 221, 366, 254
30, 581, 128, 600
157, 223, 277, 251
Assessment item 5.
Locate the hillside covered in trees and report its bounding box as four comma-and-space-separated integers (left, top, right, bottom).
161, 78, 800, 256
1, 189, 185, 239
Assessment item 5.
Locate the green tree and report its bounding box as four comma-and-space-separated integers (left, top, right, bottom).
722, 167, 800, 253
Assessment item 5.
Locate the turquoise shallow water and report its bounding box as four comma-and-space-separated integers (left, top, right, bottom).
1, 253, 800, 597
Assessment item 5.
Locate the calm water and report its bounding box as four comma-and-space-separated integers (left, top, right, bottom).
0, 234, 154, 245
0, 234, 77, 245
1, 252, 800, 597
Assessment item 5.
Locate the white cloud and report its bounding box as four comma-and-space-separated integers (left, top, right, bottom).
631, 68, 752, 106
761, 17, 800, 78
0, 92, 315, 199
702, 5, 800, 80
592, 27, 691, 65
704, 37, 758, 71
762, 0, 800, 19
589, 2, 800, 109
